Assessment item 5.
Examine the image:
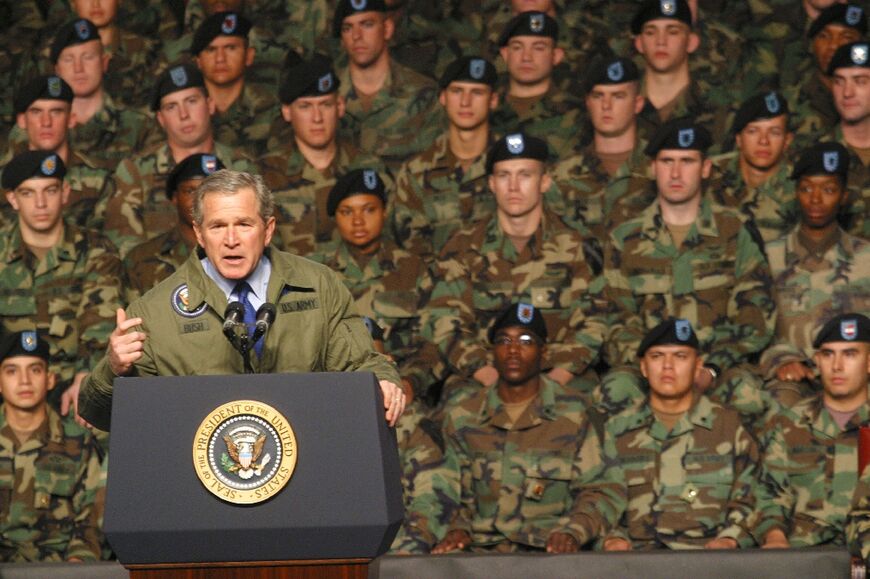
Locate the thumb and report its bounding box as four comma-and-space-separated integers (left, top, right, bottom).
116, 308, 127, 327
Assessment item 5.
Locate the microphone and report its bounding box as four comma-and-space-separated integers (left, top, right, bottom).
250, 303, 276, 345
223, 302, 246, 345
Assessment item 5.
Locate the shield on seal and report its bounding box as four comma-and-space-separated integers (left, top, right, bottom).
841, 319, 858, 341
469, 58, 486, 80
852, 44, 868, 65
660, 0, 676, 16
75, 19, 91, 40
363, 169, 378, 190
350, 0, 367, 9
607, 61, 624, 82
318, 73, 333, 93
764, 92, 780, 114
530, 14, 544, 33
170, 66, 188, 87
675, 319, 692, 342
222, 13, 237, 34
846, 6, 863, 27
47, 76, 62, 98
678, 128, 695, 148
41, 155, 57, 176
517, 303, 534, 324
823, 151, 839, 173
506, 133, 525, 154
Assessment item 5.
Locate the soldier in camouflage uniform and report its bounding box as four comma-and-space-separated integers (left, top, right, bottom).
760, 143, 870, 407
309, 169, 443, 402
259, 56, 381, 256
97, 64, 256, 257
432, 304, 625, 554
2, 75, 110, 231
602, 319, 761, 550
823, 41, 870, 240
391, 56, 499, 262
428, 133, 607, 398
600, 119, 775, 415
124, 153, 225, 303
51, 18, 159, 169
708, 91, 799, 243
191, 11, 279, 158
490, 11, 584, 157
758, 313, 870, 548
1, 151, 123, 415
334, 0, 445, 173
0, 331, 104, 562
550, 56, 648, 240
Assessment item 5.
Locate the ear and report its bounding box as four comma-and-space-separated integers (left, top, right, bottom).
499, 46, 509, 63
734, 132, 744, 152
156, 110, 167, 130
633, 34, 645, 56
206, 95, 216, 116
46, 370, 56, 392
16, 113, 26, 130
336, 95, 346, 119
245, 46, 256, 67
701, 157, 713, 179
438, 90, 447, 108
488, 174, 497, 193
694, 356, 704, 375
383, 16, 395, 41
489, 90, 499, 110
61, 181, 71, 206
687, 32, 700, 54
263, 215, 277, 247
639, 357, 649, 379
6, 191, 19, 211
102, 52, 110, 73
540, 171, 552, 194
634, 93, 645, 114
552, 47, 565, 67
193, 221, 205, 247
67, 110, 77, 129
784, 131, 794, 151
281, 103, 293, 124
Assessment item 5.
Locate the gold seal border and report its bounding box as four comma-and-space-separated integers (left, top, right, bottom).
192, 399, 298, 505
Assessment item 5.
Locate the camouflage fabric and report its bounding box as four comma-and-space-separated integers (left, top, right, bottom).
211, 82, 280, 159
604, 395, 760, 549
760, 227, 870, 382
759, 387, 870, 547
602, 194, 776, 370
490, 87, 584, 161
427, 210, 606, 388
308, 239, 443, 399
442, 376, 626, 550
0, 405, 104, 562
122, 228, 195, 304
258, 137, 381, 257
391, 133, 494, 262
821, 126, 870, 241
0, 221, 124, 402
846, 465, 870, 560
337, 59, 445, 173
708, 152, 799, 243
97, 140, 257, 257
786, 72, 839, 154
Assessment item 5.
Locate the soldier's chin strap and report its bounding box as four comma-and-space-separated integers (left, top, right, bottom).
223, 301, 254, 374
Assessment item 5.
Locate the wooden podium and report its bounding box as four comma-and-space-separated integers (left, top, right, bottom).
102, 373, 403, 579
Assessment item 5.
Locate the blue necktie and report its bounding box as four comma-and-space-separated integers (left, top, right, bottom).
235, 282, 263, 357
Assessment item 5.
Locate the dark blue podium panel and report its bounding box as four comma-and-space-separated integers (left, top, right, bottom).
103, 372, 403, 565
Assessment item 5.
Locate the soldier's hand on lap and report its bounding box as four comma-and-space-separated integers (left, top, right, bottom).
546, 532, 579, 553
776, 361, 814, 383
379, 379, 405, 427
603, 537, 632, 551
473, 365, 498, 387
108, 308, 146, 376
704, 537, 738, 549
762, 528, 790, 549
432, 530, 471, 554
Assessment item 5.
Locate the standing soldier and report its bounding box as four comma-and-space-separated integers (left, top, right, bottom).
0, 331, 104, 562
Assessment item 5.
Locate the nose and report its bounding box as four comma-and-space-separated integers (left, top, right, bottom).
352, 25, 362, 41
34, 190, 48, 208
39, 110, 52, 127
508, 173, 520, 191
670, 161, 681, 180
602, 94, 612, 111
179, 102, 190, 119
73, 56, 84, 74
460, 90, 471, 108
224, 224, 239, 247
312, 104, 323, 123
352, 211, 364, 225
215, 47, 226, 63
758, 130, 770, 145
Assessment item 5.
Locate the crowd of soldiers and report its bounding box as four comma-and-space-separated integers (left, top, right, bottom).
1, 0, 870, 564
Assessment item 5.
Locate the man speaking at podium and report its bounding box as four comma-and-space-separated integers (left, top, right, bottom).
78, 170, 405, 431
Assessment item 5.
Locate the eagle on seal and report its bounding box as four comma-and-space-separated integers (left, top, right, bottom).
223, 433, 270, 479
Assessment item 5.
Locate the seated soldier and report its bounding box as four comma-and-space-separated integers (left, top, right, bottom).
760, 313, 870, 548
761, 143, 870, 407
603, 319, 761, 550
123, 153, 226, 303
309, 168, 442, 404
0, 331, 103, 562
433, 303, 625, 554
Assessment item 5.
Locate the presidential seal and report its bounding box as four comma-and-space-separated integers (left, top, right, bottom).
193, 400, 297, 505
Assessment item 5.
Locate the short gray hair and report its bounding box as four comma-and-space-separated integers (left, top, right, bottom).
192, 169, 275, 225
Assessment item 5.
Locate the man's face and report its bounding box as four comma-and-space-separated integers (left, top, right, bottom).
439, 81, 497, 131
634, 20, 699, 74
71, 0, 118, 27
281, 93, 345, 150
195, 36, 254, 87
55, 40, 108, 98
797, 174, 846, 229
202, 0, 244, 14
16, 100, 74, 152
735, 115, 793, 172
832, 68, 870, 124
489, 158, 550, 219
340, 12, 393, 68
815, 341, 870, 405
585, 81, 644, 138
493, 326, 544, 386
813, 24, 862, 73
6, 177, 69, 234
652, 149, 711, 206
0, 356, 54, 412
172, 177, 201, 227
156, 88, 215, 150
500, 36, 563, 87
193, 187, 276, 280
334, 193, 385, 254
511, 0, 553, 13
640, 345, 702, 402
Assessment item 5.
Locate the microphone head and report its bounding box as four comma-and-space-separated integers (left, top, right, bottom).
256, 303, 277, 323
223, 301, 245, 331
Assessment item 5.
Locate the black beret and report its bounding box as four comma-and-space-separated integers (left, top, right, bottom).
166, 154, 225, 199
0, 331, 51, 363
631, 0, 693, 34
791, 142, 850, 182
439, 56, 498, 89
327, 168, 387, 216
644, 118, 712, 156
333, 0, 387, 37
584, 56, 640, 93
813, 313, 870, 348
14, 75, 74, 114
279, 54, 340, 104
828, 41, 870, 75
498, 11, 559, 46
488, 303, 548, 343
191, 12, 252, 56
2, 151, 67, 190
731, 91, 790, 134
362, 316, 385, 342
486, 132, 549, 173
808, 4, 867, 39
50, 18, 101, 63
637, 318, 700, 357
151, 63, 206, 111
